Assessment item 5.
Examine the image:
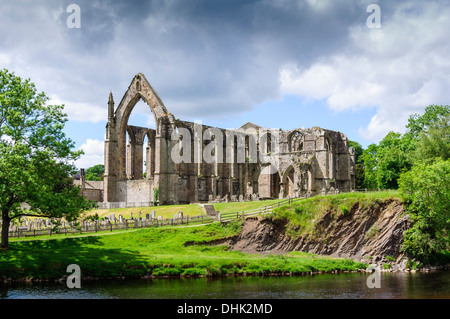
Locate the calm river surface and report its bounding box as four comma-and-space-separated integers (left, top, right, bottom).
1, 271, 449, 299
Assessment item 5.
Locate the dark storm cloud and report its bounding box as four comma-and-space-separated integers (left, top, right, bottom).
0, 0, 377, 121
72, 0, 372, 120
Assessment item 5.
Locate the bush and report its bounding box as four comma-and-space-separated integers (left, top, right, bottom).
399, 158, 450, 264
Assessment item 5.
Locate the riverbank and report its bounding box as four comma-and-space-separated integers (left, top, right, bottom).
0, 218, 367, 283
2, 191, 447, 283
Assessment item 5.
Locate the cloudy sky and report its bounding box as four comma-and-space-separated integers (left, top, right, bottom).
1, 0, 449, 169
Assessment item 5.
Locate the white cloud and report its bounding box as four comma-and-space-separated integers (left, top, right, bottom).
49, 95, 106, 123
75, 138, 104, 169
279, 1, 450, 142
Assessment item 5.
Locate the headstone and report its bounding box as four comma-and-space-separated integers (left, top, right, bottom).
138, 211, 142, 221
146, 213, 150, 220
151, 211, 156, 219
231, 195, 237, 202
119, 215, 123, 223
204, 205, 217, 217
321, 188, 326, 196
239, 194, 244, 202
208, 194, 213, 202
130, 212, 133, 220
178, 211, 183, 218
157, 216, 162, 220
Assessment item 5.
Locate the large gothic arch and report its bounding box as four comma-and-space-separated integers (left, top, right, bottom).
100, 73, 355, 208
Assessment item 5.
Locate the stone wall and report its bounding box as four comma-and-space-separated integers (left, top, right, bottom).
94, 73, 356, 207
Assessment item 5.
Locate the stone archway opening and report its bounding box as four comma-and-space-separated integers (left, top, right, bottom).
257, 164, 281, 199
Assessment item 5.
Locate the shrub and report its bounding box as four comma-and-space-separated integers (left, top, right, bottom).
399, 158, 450, 264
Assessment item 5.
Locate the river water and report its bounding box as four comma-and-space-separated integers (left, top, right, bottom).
1, 271, 449, 299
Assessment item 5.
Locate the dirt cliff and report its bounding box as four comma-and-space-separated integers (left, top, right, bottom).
226, 198, 410, 266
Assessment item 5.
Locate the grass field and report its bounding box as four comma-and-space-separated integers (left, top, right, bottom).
87, 198, 287, 220
2, 192, 399, 280
0, 220, 366, 280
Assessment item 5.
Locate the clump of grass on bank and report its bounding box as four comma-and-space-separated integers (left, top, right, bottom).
0, 219, 365, 281
269, 190, 400, 239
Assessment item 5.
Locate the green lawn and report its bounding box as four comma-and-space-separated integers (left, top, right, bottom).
87, 198, 287, 220
0, 219, 366, 280
90, 204, 205, 220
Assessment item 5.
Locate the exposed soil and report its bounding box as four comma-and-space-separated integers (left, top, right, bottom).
219, 199, 411, 267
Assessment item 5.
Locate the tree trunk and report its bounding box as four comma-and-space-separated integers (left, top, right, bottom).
1, 211, 10, 250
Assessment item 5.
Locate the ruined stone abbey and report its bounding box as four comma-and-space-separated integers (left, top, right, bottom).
87, 73, 355, 208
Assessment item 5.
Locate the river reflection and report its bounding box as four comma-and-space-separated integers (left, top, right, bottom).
1, 271, 449, 299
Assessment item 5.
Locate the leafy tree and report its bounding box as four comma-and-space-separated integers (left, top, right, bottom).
375, 132, 414, 189
354, 164, 365, 189
361, 133, 415, 189
0, 69, 96, 250
405, 104, 450, 140
361, 143, 378, 189
414, 115, 450, 163
399, 158, 450, 264
85, 164, 104, 181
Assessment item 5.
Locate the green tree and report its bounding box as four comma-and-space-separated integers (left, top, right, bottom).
0, 69, 96, 249
361, 143, 378, 189
405, 104, 450, 140
398, 158, 450, 264
415, 115, 450, 163
361, 133, 414, 189
375, 132, 414, 189
85, 164, 104, 181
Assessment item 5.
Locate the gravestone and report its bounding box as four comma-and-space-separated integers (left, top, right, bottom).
203, 205, 217, 217
146, 213, 150, 220
239, 194, 244, 202
151, 211, 156, 219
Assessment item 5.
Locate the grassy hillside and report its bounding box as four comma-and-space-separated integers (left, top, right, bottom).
0, 219, 366, 281
270, 190, 401, 239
